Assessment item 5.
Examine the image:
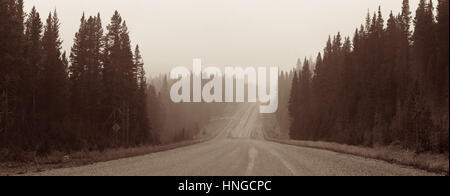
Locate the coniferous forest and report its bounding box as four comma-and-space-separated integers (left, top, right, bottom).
0, 1, 154, 157
1, 0, 449, 164
288, 0, 448, 153
0, 0, 226, 160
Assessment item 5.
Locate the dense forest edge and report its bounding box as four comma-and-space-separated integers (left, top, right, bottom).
286, 0, 448, 155
1, 0, 223, 162
0, 0, 448, 173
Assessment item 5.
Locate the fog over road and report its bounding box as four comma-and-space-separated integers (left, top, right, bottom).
33, 104, 436, 176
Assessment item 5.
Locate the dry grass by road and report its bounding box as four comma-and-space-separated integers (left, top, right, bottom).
266, 137, 449, 175
0, 138, 213, 176
1, 117, 228, 176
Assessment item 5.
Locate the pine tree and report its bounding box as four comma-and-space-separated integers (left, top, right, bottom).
103, 11, 122, 111
413, 0, 437, 80
102, 11, 148, 146
23, 6, 43, 149
0, 0, 26, 151
68, 13, 105, 146
134, 45, 146, 89
288, 71, 299, 139
133, 45, 151, 144
400, 0, 412, 41
298, 59, 312, 139
39, 10, 68, 153
395, 0, 413, 107
24, 7, 42, 69
436, 0, 449, 105
435, 0, 449, 152
68, 13, 87, 130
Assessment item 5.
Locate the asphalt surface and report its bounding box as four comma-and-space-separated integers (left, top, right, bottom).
33, 104, 436, 176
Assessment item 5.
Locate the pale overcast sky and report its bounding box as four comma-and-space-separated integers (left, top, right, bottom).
23, 0, 424, 76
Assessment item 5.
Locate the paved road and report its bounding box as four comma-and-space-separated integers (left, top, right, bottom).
33, 104, 436, 176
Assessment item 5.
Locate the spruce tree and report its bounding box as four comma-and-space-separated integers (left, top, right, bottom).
0, 0, 25, 150
23, 6, 43, 149
134, 45, 151, 144
288, 71, 299, 139
40, 10, 68, 153
436, 0, 449, 104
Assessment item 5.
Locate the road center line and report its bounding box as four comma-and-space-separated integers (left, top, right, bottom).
245, 147, 258, 176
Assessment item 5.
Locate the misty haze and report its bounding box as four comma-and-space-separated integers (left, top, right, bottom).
0, 0, 448, 177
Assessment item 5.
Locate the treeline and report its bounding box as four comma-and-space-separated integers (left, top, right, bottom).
149, 74, 231, 144
275, 70, 295, 138
289, 0, 449, 153
0, 1, 154, 158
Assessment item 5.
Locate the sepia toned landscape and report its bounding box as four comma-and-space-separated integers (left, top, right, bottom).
0, 0, 448, 176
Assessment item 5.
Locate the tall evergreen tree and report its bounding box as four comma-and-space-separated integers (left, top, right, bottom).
39, 10, 68, 153
436, 0, 449, 105
298, 59, 312, 139
134, 45, 146, 89
133, 45, 151, 145
288, 71, 299, 139
23, 6, 43, 149
0, 0, 25, 151
413, 0, 437, 80
68, 13, 105, 146
102, 11, 149, 146
400, 0, 412, 41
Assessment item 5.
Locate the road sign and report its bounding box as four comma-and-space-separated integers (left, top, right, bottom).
112, 123, 120, 132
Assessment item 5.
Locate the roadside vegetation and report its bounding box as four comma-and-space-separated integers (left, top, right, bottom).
284, 0, 448, 174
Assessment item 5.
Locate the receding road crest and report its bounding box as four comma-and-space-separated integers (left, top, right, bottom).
170, 59, 279, 113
